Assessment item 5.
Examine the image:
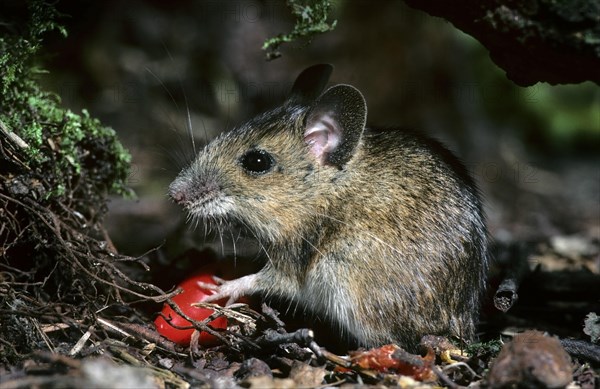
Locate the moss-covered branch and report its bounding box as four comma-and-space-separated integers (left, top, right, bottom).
403, 0, 600, 86
262, 0, 337, 60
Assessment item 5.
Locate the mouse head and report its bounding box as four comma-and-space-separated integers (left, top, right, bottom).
169, 65, 367, 243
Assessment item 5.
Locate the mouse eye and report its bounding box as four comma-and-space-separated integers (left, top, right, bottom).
239, 149, 275, 175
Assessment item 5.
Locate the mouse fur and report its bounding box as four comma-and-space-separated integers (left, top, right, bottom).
169, 64, 489, 350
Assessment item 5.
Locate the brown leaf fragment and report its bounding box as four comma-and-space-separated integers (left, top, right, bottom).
487, 330, 573, 389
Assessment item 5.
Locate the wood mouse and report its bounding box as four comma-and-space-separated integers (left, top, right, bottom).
168, 64, 489, 350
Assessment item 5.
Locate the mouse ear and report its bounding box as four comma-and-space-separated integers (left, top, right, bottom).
304, 84, 367, 167
289, 64, 333, 104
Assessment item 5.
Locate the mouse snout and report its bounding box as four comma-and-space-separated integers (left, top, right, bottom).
168, 175, 195, 205
169, 187, 186, 204
169, 175, 221, 206
168, 183, 188, 204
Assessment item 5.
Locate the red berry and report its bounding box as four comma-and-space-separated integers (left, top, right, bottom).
154, 272, 227, 346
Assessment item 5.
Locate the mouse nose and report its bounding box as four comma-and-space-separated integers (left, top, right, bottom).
168, 179, 189, 204
169, 188, 186, 204
169, 174, 221, 205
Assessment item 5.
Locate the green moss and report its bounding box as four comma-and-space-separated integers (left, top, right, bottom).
263, 0, 337, 60
465, 339, 504, 357
583, 312, 600, 343
0, 0, 132, 199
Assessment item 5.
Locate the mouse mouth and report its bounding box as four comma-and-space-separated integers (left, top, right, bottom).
186, 195, 235, 219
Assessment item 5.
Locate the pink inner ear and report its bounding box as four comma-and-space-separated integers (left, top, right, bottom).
304, 114, 341, 164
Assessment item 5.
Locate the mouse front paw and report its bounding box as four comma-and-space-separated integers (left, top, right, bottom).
202, 274, 259, 306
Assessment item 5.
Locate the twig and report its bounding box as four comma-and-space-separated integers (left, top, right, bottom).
194, 302, 256, 329
254, 327, 323, 359
432, 365, 463, 389
493, 243, 530, 312
442, 361, 481, 380
321, 349, 351, 368
0, 193, 174, 302
560, 338, 600, 364
69, 328, 93, 356
0, 118, 30, 149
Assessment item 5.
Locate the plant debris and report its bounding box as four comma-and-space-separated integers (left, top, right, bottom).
348, 344, 436, 381
1, 0, 142, 368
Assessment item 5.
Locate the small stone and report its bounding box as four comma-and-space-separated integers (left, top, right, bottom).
488, 330, 573, 388
288, 361, 326, 387
234, 357, 272, 380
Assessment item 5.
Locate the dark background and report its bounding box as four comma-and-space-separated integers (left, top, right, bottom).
38, 0, 599, 262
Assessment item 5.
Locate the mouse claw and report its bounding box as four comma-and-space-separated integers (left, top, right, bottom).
202, 291, 226, 304
203, 274, 259, 306
195, 280, 219, 291
212, 275, 226, 285
201, 282, 235, 304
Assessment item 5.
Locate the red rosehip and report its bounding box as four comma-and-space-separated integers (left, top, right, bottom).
154, 272, 227, 346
